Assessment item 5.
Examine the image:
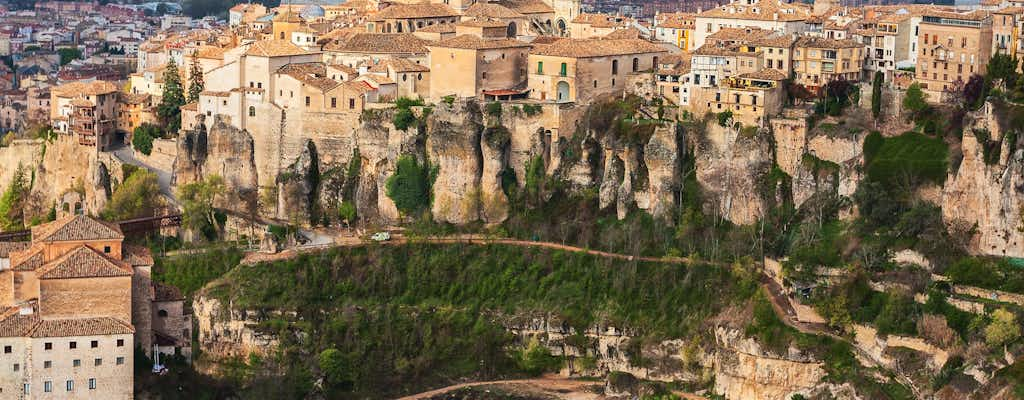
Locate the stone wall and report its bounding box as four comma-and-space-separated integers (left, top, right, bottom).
38, 276, 132, 322
853, 324, 949, 371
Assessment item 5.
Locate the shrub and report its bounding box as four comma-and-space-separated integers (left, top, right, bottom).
522, 103, 542, 116
132, 123, 160, 156
337, 201, 356, 224
985, 308, 1021, 347
872, 71, 884, 119
903, 83, 929, 116
717, 110, 733, 127
101, 169, 162, 221
392, 108, 417, 131
917, 314, 959, 348
441, 95, 455, 106
864, 132, 949, 188
385, 155, 435, 215
515, 338, 561, 376
485, 101, 502, 117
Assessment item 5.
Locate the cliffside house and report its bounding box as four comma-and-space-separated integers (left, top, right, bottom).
527, 38, 667, 103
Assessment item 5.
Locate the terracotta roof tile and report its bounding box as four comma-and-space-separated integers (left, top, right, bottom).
416, 23, 456, 33
794, 36, 864, 49
431, 34, 530, 50
326, 33, 429, 54
368, 58, 430, 73
739, 68, 788, 80
31, 215, 124, 243
29, 317, 134, 338
277, 62, 341, 91
51, 81, 120, 97
494, 0, 553, 14
0, 312, 38, 337
531, 38, 666, 57
464, 3, 525, 19
244, 39, 315, 57
372, 3, 458, 20
698, 0, 812, 22
36, 245, 132, 280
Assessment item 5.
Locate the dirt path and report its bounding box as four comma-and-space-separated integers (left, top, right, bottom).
394, 376, 595, 400
241, 234, 698, 266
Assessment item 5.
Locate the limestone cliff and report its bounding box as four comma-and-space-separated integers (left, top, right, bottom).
174, 115, 260, 214
942, 103, 1024, 257
693, 121, 772, 225
428, 101, 485, 225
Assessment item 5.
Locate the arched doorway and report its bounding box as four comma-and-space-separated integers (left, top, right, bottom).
556, 81, 570, 103
556, 19, 567, 36
507, 22, 517, 38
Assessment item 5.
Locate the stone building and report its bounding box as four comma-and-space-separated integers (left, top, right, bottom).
528, 38, 667, 103
791, 36, 865, 92
0, 215, 191, 399
49, 81, 121, 150
654, 12, 696, 51
690, 69, 786, 126
915, 10, 993, 98
427, 35, 531, 100
367, 4, 461, 34
692, 0, 812, 49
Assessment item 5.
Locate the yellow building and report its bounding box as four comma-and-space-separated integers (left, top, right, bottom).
792, 36, 865, 92
272, 7, 305, 41
654, 12, 695, 51
528, 38, 667, 103
691, 69, 787, 126
427, 35, 531, 100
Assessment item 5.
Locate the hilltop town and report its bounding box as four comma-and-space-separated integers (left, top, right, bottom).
1, 0, 1024, 398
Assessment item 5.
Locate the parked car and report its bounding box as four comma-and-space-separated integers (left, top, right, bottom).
371, 232, 391, 242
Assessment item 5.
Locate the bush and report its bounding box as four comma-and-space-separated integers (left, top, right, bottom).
944, 257, 1024, 293
101, 169, 162, 221
872, 71, 884, 119
515, 338, 561, 376
485, 101, 502, 117
385, 155, 435, 215
985, 309, 1021, 347
337, 201, 356, 224
717, 110, 733, 127
132, 123, 160, 156
522, 103, 542, 116
391, 108, 417, 131
903, 83, 929, 117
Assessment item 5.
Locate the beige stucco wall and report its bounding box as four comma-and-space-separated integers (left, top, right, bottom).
28, 333, 134, 399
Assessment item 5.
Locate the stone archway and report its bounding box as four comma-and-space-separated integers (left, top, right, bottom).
556, 19, 567, 36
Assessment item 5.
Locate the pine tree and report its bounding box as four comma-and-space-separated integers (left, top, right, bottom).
158, 58, 186, 135
187, 51, 204, 103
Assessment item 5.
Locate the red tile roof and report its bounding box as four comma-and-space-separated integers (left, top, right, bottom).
31, 215, 124, 243
36, 245, 132, 280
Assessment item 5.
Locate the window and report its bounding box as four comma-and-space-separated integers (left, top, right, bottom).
66, 380, 73, 391
44, 342, 52, 350
88, 379, 96, 390
158, 310, 168, 317
331, 98, 337, 108
44, 381, 51, 393
280, 32, 285, 40
482, 72, 487, 79
349, 98, 355, 109
70, 341, 77, 349
116, 340, 124, 347
537, 61, 543, 74
3, 345, 9, 353
593, 80, 597, 88
248, 107, 256, 117
94, 358, 102, 366
402, 74, 408, 82
611, 59, 619, 75
632, 57, 639, 72
73, 359, 81, 367
91, 341, 98, 348
116, 357, 125, 365
44, 361, 51, 368
305, 96, 310, 107
559, 62, 567, 76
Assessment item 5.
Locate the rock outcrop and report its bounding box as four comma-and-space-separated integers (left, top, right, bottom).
943, 103, 1024, 257
693, 121, 772, 225
428, 101, 484, 225
174, 115, 260, 214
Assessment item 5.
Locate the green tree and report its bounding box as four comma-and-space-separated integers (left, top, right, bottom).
337, 201, 356, 224
318, 348, 351, 389
177, 175, 226, 239
158, 59, 186, 135
57, 47, 82, 66
985, 308, 1021, 347
101, 170, 162, 221
515, 338, 561, 376
0, 164, 29, 231
903, 83, 929, 117
871, 71, 884, 119
132, 123, 160, 156
187, 51, 204, 103
385, 155, 433, 215
987, 53, 1019, 86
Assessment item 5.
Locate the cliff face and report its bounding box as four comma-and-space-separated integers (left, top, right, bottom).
693, 122, 772, 225
192, 299, 830, 400
174, 115, 260, 214
942, 104, 1024, 257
